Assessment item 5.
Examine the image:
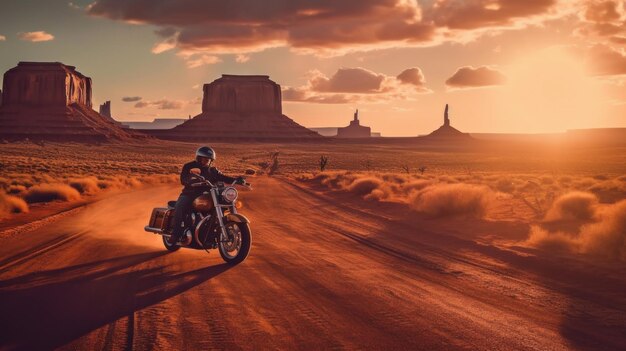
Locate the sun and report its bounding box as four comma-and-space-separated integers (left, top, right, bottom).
497, 46, 608, 133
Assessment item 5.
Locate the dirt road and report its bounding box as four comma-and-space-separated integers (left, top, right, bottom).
1, 177, 625, 350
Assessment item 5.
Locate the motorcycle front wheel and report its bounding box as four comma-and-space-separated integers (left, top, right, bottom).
218, 221, 251, 264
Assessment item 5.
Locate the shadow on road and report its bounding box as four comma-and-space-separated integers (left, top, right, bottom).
0, 251, 231, 350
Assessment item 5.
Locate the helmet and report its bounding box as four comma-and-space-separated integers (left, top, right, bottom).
196, 146, 216, 160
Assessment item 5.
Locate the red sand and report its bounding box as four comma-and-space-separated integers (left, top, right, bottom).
0, 177, 624, 350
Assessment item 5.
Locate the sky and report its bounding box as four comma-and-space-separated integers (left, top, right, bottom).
0, 0, 625, 136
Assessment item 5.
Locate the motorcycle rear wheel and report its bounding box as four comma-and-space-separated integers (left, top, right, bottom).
218, 221, 251, 264
162, 235, 180, 252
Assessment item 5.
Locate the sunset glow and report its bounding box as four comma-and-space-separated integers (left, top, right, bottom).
0, 0, 625, 135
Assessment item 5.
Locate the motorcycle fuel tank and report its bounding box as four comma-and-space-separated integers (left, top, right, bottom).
193, 194, 215, 212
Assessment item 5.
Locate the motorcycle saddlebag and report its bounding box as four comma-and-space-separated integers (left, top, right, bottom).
149, 207, 174, 231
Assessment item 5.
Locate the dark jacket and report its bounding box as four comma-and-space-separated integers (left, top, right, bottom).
180, 160, 236, 194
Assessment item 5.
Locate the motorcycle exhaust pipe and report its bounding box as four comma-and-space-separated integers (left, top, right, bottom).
144, 226, 171, 237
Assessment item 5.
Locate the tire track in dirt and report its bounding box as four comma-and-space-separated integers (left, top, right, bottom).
0, 231, 86, 273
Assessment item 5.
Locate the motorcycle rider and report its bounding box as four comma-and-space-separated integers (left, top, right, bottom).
168, 146, 244, 245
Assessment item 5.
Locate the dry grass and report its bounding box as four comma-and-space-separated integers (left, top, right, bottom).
0, 139, 624, 224
0, 191, 29, 218
408, 183, 495, 218
302, 171, 496, 218
23, 184, 81, 203
527, 192, 626, 260
544, 191, 599, 221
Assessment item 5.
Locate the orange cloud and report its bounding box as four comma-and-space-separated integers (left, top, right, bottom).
396, 67, 430, 92
87, 0, 572, 59
283, 66, 429, 104
577, 1, 626, 39
586, 44, 626, 76
282, 88, 354, 104
235, 54, 250, 63
310, 68, 388, 94
427, 0, 557, 30
584, 1, 622, 23
134, 99, 184, 109
17, 31, 54, 42
122, 96, 142, 102
445, 66, 507, 88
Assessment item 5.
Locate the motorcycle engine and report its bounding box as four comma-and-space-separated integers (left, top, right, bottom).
181, 228, 193, 246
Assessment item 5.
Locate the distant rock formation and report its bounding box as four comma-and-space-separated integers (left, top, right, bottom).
0, 62, 143, 141
143, 75, 320, 140
336, 109, 372, 138
99, 100, 112, 118
121, 118, 186, 130
426, 104, 471, 139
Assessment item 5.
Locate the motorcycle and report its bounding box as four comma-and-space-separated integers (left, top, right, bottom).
144, 175, 252, 264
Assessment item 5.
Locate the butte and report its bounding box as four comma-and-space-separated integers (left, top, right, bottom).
336, 109, 371, 138
426, 104, 472, 139
0, 62, 141, 142
144, 75, 321, 140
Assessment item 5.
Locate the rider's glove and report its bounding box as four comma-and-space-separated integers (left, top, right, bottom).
236, 176, 246, 185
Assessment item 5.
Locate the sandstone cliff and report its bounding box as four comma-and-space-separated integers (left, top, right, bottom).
144, 75, 320, 140
0, 62, 143, 142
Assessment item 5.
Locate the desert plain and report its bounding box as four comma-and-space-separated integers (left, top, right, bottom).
0, 136, 625, 350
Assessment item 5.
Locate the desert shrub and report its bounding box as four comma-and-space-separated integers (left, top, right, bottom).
526, 226, 576, 253
400, 180, 432, 193
408, 183, 495, 218
527, 200, 626, 260
347, 177, 383, 196
517, 180, 541, 193
69, 176, 100, 194
579, 200, 626, 260
587, 179, 626, 196
381, 173, 408, 184
0, 191, 29, 218
593, 174, 609, 181
364, 188, 389, 201
23, 184, 81, 203
571, 177, 595, 190
544, 191, 599, 221
7, 185, 27, 195
494, 178, 515, 193
438, 175, 457, 183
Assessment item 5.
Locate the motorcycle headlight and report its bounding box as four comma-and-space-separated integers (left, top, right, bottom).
221, 187, 238, 203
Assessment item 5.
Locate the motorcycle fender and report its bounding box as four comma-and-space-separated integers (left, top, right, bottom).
225, 213, 250, 224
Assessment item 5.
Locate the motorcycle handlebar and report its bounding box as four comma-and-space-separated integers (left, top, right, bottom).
190, 176, 251, 190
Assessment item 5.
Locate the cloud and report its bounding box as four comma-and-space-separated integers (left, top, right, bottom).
584, 0, 622, 23
310, 67, 388, 93
178, 53, 222, 68
445, 66, 507, 88
152, 38, 177, 54
283, 66, 429, 104
87, 0, 574, 60
576, 1, 626, 39
18, 31, 55, 42
282, 87, 353, 104
235, 54, 250, 63
134, 99, 184, 109
0, 35, 6, 41
586, 44, 626, 75
610, 35, 626, 44
122, 96, 142, 102
396, 67, 431, 92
